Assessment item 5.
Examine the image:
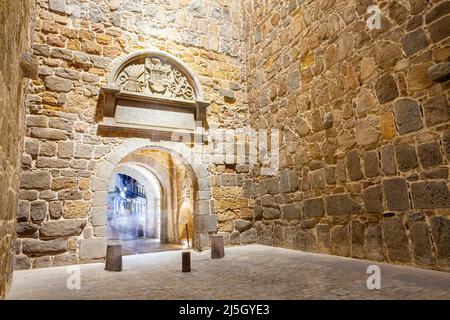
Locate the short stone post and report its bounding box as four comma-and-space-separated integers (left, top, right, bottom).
182, 251, 191, 272
105, 244, 122, 272
137, 224, 144, 238
211, 235, 225, 259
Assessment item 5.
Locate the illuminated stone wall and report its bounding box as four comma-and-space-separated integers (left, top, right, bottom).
241, 0, 450, 271
15, 0, 249, 269
0, 0, 36, 298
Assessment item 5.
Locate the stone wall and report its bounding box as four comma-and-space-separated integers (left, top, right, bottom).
0, 0, 36, 297
15, 0, 248, 269
240, 0, 450, 270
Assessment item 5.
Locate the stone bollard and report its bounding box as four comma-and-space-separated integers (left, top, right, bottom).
105, 244, 122, 272
182, 251, 191, 272
211, 235, 225, 259
137, 224, 144, 238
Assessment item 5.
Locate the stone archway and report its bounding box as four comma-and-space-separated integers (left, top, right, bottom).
111, 163, 162, 240
85, 138, 216, 260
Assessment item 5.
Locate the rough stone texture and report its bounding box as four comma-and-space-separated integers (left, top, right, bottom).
430, 216, 450, 266
0, 0, 35, 298
394, 99, 423, 135
383, 178, 410, 211
362, 185, 383, 213
411, 181, 450, 209
382, 218, 411, 263
6, 0, 450, 276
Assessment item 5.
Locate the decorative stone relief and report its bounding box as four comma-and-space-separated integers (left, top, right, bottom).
116, 57, 195, 100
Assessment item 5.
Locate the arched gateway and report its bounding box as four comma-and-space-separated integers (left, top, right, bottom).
81, 50, 216, 260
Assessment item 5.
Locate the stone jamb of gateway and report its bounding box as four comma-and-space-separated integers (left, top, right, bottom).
110, 162, 162, 241
86, 138, 217, 260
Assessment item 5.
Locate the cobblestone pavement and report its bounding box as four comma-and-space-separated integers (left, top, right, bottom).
6, 245, 450, 300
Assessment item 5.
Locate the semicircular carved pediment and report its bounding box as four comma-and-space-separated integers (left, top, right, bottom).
115, 56, 196, 101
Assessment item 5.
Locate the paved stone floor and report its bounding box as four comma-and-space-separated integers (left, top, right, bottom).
6, 245, 450, 300
108, 238, 182, 256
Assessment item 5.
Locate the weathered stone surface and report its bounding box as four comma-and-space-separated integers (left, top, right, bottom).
20, 171, 51, 190
303, 198, 325, 218
331, 225, 350, 257
16, 222, 38, 237
53, 252, 78, 266
362, 185, 383, 213
382, 218, 411, 262
428, 15, 450, 43
363, 151, 380, 178
49, 201, 63, 219
30, 201, 48, 223
381, 144, 396, 175
48, 0, 67, 14
430, 216, 450, 266
395, 143, 418, 171
44, 76, 73, 92
22, 239, 67, 257
316, 224, 331, 254
383, 177, 410, 211
423, 95, 450, 127
417, 141, 443, 168
295, 230, 317, 252
409, 222, 433, 265
63, 201, 90, 219
234, 219, 252, 232
401, 29, 428, 56
428, 62, 450, 82
40, 219, 87, 239
346, 150, 363, 181
351, 220, 365, 259
375, 74, 398, 104
79, 238, 106, 260
281, 203, 301, 220
263, 207, 280, 220
240, 228, 257, 244
31, 128, 68, 140
325, 194, 362, 215
411, 181, 450, 209
443, 130, 450, 160
407, 63, 433, 91
394, 99, 423, 135
366, 224, 384, 261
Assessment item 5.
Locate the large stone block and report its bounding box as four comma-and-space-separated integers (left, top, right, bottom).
395, 143, 418, 172
39, 219, 87, 239
394, 98, 423, 135
280, 203, 300, 220
363, 151, 380, 178
234, 219, 252, 232
409, 221, 433, 265
303, 198, 325, 218
16, 222, 38, 237
423, 94, 450, 127
79, 238, 106, 260
351, 220, 365, 259
417, 141, 443, 168
411, 181, 450, 209
382, 218, 411, 262
44, 76, 74, 92
295, 230, 317, 252
428, 15, 450, 43
346, 150, 363, 181
20, 171, 51, 190
325, 194, 362, 215
30, 201, 48, 223
362, 185, 384, 213
375, 74, 398, 104
31, 128, 68, 140
22, 239, 67, 257
331, 225, 350, 257
63, 201, 90, 219
382, 177, 410, 211
240, 228, 257, 244
316, 224, 331, 254
366, 223, 384, 261
430, 216, 450, 266
380, 144, 396, 175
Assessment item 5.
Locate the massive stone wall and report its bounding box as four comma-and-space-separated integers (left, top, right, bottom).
0, 0, 36, 298
241, 0, 450, 270
15, 0, 248, 269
